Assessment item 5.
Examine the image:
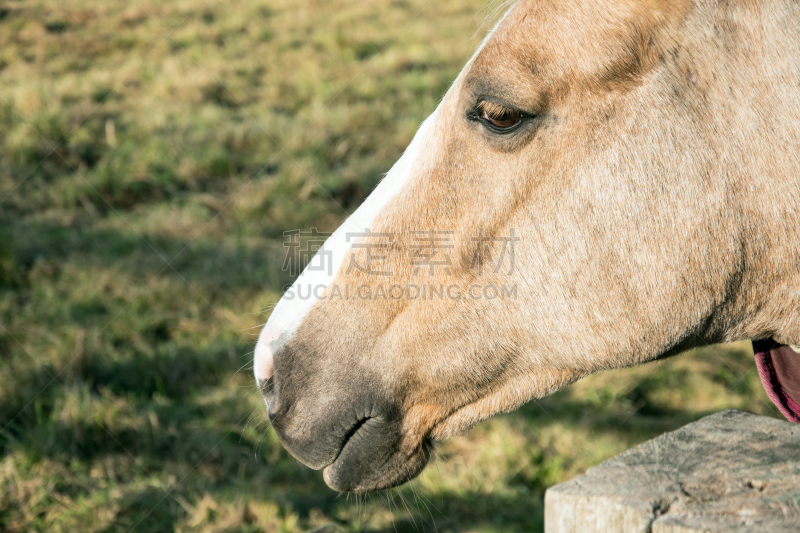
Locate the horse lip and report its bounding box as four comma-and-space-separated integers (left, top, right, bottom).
327, 416, 374, 467
322, 426, 433, 493
322, 414, 404, 492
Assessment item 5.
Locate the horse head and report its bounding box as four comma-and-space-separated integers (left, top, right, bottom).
254, 0, 800, 492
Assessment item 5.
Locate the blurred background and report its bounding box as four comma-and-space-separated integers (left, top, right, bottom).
0, 0, 783, 531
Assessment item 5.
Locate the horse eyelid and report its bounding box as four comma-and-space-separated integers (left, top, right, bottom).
470, 100, 531, 133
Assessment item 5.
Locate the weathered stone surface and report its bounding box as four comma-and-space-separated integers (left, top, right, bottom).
545, 410, 800, 532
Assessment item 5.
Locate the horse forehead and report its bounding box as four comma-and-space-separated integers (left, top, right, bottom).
466, 1, 579, 91
478, 0, 687, 69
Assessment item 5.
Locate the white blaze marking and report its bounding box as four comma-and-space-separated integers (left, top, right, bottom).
254, 112, 439, 382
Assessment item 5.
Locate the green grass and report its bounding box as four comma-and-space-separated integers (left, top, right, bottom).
0, 0, 784, 531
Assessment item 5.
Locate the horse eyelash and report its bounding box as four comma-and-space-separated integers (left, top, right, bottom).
477, 100, 515, 120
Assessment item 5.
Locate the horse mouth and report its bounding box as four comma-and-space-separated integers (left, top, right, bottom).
322, 416, 432, 493
341, 416, 374, 451
328, 415, 374, 466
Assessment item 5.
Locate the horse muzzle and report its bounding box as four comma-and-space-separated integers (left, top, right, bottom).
258, 339, 431, 493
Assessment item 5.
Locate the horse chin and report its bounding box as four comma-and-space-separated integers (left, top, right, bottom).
429, 415, 479, 441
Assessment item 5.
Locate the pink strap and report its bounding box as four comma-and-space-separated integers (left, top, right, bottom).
753, 339, 800, 423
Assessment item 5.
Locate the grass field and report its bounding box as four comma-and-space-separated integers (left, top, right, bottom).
0, 0, 784, 531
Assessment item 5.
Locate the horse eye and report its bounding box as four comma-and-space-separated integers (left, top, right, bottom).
479, 105, 522, 130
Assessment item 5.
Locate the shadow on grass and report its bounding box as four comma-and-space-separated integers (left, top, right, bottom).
0, 339, 255, 447
97, 487, 182, 533
365, 487, 547, 533
0, 359, 769, 533
2, 215, 291, 295
0, 339, 762, 532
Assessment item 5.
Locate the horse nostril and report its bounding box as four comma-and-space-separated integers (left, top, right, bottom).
258, 374, 276, 410
257, 374, 274, 395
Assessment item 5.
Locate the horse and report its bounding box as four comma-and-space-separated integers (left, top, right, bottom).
253, 0, 800, 493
